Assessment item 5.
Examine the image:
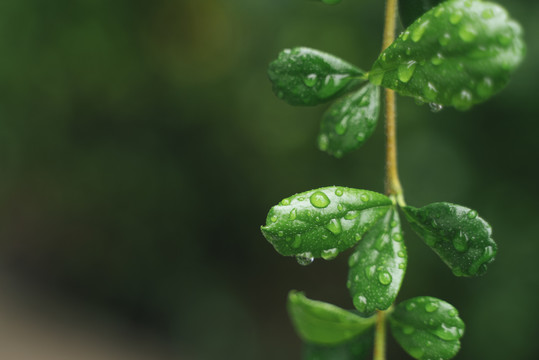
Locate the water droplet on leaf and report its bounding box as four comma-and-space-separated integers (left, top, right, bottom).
289, 208, 297, 220
398, 61, 417, 83
303, 74, 317, 87
429, 103, 443, 113
310, 191, 330, 208
425, 302, 439, 313
296, 253, 314, 266
322, 248, 338, 260
326, 218, 342, 235
378, 271, 392, 285
355, 295, 368, 312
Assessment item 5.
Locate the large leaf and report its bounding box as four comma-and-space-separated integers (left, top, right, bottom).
369, 0, 526, 110
399, 0, 444, 28
268, 47, 365, 106
302, 331, 374, 360
402, 202, 497, 277
288, 291, 376, 345
389, 297, 465, 360
347, 207, 407, 316
261, 187, 392, 262
318, 83, 380, 158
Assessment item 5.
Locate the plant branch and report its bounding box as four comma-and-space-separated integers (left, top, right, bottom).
373, 310, 387, 360
382, 0, 404, 206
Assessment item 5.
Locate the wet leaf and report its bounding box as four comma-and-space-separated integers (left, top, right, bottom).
288, 291, 376, 345
347, 207, 407, 316
317, 83, 380, 158
402, 202, 497, 277
389, 296, 465, 360
370, 0, 526, 110
261, 187, 392, 262
399, 0, 444, 28
268, 47, 365, 106
302, 330, 374, 360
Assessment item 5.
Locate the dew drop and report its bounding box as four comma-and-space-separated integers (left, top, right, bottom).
467, 210, 478, 219
409, 348, 424, 359
449, 10, 463, 24
411, 20, 430, 42
356, 132, 365, 141
425, 302, 439, 313
453, 235, 469, 252
423, 82, 438, 101
393, 233, 403, 242
296, 253, 314, 266
354, 233, 361, 241
278, 231, 284, 237
281, 198, 290, 206
398, 61, 417, 83
449, 309, 458, 317
390, 220, 397, 227
360, 193, 370, 202
402, 31, 410, 41
337, 204, 344, 211
482, 8, 495, 19
439, 33, 450, 46
431, 53, 443, 66
292, 234, 302, 248
403, 326, 415, 335
434, 7, 444, 18
452, 89, 473, 110
310, 191, 330, 208
355, 295, 368, 312
429, 103, 443, 113
433, 323, 461, 341
318, 134, 329, 151
378, 271, 392, 285
335, 188, 344, 196
365, 265, 376, 279
459, 25, 477, 42
289, 208, 297, 220
270, 215, 278, 223
344, 211, 360, 220
303, 73, 317, 87
322, 248, 338, 260
335, 120, 347, 135
406, 302, 416, 311
326, 218, 342, 235
398, 263, 406, 269
348, 252, 360, 267
398, 251, 405, 258
477, 77, 493, 98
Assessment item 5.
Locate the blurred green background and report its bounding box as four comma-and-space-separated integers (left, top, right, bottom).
0, 0, 537, 359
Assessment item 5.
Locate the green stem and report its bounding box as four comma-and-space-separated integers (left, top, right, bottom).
373, 310, 387, 360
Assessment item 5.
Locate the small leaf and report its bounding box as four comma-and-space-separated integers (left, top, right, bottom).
348, 207, 407, 316
318, 83, 380, 158
261, 187, 392, 261
288, 291, 376, 345
268, 47, 365, 106
302, 331, 374, 360
399, 0, 444, 28
402, 202, 497, 277
389, 296, 465, 360
370, 0, 526, 110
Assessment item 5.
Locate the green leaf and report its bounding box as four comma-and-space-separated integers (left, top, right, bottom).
268, 47, 365, 106
389, 296, 465, 360
317, 83, 380, 158
402, 202, 497, 277
399, 0, 444, 28
347, 207, 407, 316
369, 0, 526, 110
288, 291, 376, 345
261, 187, 392, 262
302, 331, 374, 360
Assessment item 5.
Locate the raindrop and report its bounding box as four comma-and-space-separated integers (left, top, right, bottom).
318, 134, 329, 151
452, 89, 473, 110
303, 73, 317, 87
355, 295, 368, 312
322, 248, 338, 260
397, 61, 417, 83
398, 251, 405, 258
402, 31, 410, 41
403, 326, 415, 335
360, 193, 370, 202
356, 132, 365, 141
425, 302, 439, 313
406, 302, 416, 311
349, 252, 360, 267
296, 253, 314, 266
467, 210, 478, 219
431, 53, 443, 66
409, 348, 424, 359
345, 211, 360, 220
278, 231, 284, 237
439, 33, 451, 46
398, 263, 406, 269
310, 191, 331, 208
326, 218, 342, 235
335, 117, 348, 135
337, 204, 344, 211
424, 82, 438, 101
270, 215, 278, 223
390, 220, 397, 227
281, 198, 290, 206
378, 271, 392, 285
482, 8, 495, 19
429, 103, 443, 113
289, 208, 297, 220
459, 25, 477, 42
433, 323, 461, 341
477, 77, 493, 98
411, 20, 430, 42
449, 10, 463, 24
365, 265, 376, 279
393, 233, 403, 242
354, 233, 361, 241
335, 188, 344, 196
292, 235, 302, 248
434, 7, 444, 18
449, 309, 458, 317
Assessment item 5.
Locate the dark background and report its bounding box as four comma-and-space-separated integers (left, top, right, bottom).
0, 0, 537, 359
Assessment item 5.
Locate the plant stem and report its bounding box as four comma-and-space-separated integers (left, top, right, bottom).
382, 0, 404, 207
373, 310, 387, 360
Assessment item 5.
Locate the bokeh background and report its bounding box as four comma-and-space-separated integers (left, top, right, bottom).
0, 0, 537, 359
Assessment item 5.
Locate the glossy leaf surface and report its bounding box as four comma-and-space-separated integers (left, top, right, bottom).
261, 187, 392, 261
268, 47, 365, 106
302, 331, 374, 360
389, 297, 465, 360
288, 291, 376, 345
370, 0, 526, 110
402, 202, 497, 277
318, 83, 380, 158
348, 208, 407, 316
399, 0, 444, 28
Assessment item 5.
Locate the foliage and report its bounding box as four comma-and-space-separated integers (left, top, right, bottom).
261, 0, 524, 359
